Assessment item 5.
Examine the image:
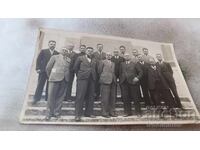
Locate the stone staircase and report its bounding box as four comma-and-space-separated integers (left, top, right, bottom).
20, 95, 200, 125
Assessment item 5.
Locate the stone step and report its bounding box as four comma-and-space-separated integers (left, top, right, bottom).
27, 101, 193, 110
24, 106, 196, 117
21, 114, 199, 125
29, 95, 191, 102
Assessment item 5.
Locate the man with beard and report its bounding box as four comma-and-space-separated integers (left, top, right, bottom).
73, 47, 97, 121
156, 53, 182, 109
32, 40, 59, 105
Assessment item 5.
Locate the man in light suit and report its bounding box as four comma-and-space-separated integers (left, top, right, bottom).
73, 47, 97, 121
33, 40, 59, 105
156, 54, 182, 108
119, 53, 143, 117
142, 48, 154, 64
93, 43, 106, 100
45, 47, 71, 120
98, 52, 117, 118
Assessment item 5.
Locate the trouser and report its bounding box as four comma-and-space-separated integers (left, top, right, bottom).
95, 76, 100, 99
75, 77, 95, 117
47, 80, 67, 116
100, 82, 116, 116
34, 72, 48, 102
149, 81, 175, 108
120, 80, 141, 115
140, 81, 151, 106
65, 71, 75, 100
169, 82, 182, 108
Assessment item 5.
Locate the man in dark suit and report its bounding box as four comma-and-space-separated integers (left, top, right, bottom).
76, 44, 86, 58
147, 58, 175, 110
45, 48, 71, 120
98, 52, 117, 118
64, 44, 77, 101
111, 50, 125, 101
137, 54, 151, 107
156, 54, 182, 108
119, 54, 143, 117
73, 47, 97, 121
33, 40, 59, 105
111, 50, 125, 79
93, 43, 106, 100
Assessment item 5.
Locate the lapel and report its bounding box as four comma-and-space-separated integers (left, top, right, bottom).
83, 55, 90, 65
46, 49, 51, 57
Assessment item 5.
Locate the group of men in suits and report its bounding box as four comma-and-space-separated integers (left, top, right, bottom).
33, 40, 183, 121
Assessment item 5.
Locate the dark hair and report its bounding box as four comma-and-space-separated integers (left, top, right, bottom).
119, 45, 126, 49
86, 47, 94, 50
49, 40, 56, 43
97, 43, 103, 46
80, 44, 86, 48
142, 48, 148, 51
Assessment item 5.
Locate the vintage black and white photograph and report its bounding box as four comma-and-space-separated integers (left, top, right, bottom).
19, 28, 200, 125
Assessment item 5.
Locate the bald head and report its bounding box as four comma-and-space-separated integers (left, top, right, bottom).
124, 53, 131, 61
106, 52, 112, 60
156, 53, 163, 62
65, 43, 74, 52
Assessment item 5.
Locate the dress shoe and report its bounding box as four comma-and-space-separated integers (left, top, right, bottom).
123, 114, 132, 117
54, 115, 61, 120
32, 100, 38, 105
75, 116, 81, 122
45, 115, 52, 121
85, 115, 96, 118
110, 114, 118, 117
102, 115, 110, 118
136, 113, 143, 118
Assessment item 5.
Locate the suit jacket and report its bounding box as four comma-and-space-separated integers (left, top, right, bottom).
111, 56, 125, 78
73, 55, 97, 81
142, 54, 154, 64
68, 51, 77, 72
131, 56, 139, 63
156, 62, 175, 84
98, 59, 116, 84
46, 54, 71, 82
93, 51, 106, 61
137, 61, 149, 84
119, 61, 143, 85
147, 64, 169, 90
36, 49, 59, 72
